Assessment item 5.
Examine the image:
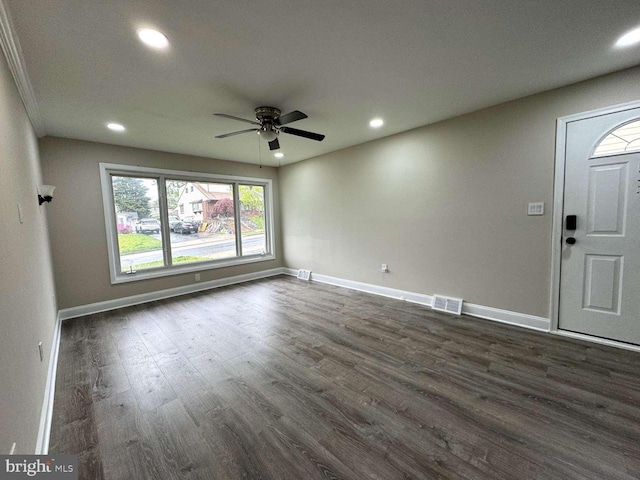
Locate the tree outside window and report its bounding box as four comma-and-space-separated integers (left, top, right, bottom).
100, 164, 274, 284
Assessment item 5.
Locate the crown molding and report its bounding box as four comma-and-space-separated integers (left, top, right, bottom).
0, 0, 46, 136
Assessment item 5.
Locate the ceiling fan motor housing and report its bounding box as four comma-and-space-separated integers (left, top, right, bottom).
255, 106, 281, 123
255, 107, 280, 141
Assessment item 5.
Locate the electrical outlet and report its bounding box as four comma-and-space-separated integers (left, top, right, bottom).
381, 264, 388, 273
195, 273, 201, 282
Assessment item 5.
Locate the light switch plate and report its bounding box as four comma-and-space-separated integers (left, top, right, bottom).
527, 202, 544, 216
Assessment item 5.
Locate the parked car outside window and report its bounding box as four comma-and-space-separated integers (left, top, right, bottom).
173, 221, 198, 234
135, 218, 160, 234
167, 216, 180, 231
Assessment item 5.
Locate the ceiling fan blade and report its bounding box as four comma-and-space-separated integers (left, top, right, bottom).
280, 126, 325, 141
214, 113, 260, 126
268, 138, 280, 151
276, 110, 308, 126
215, 128, 259, 138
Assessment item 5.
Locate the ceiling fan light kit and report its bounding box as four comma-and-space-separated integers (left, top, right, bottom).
258, 125, 278, 142
215, 106, 325, 151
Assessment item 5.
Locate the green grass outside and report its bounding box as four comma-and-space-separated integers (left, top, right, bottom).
242, 229, 265, 237
133, 255, 206, 269
118, 233, 162, 254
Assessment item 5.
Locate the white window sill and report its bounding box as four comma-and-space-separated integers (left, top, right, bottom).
111, 254, 276, 284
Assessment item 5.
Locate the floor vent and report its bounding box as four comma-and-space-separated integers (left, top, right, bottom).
297, 269, 311, 281
432, 294, 463, 315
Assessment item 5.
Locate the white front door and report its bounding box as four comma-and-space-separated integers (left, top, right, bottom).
559, 107, 640, 345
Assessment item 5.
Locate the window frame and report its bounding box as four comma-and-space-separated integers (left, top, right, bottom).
100, 163, 276, 284
591, 118, 640, 158
191, 201, 203, 213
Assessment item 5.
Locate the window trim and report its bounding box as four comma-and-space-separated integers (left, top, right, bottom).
100, 163, 275, 284
591, 118, 640, 158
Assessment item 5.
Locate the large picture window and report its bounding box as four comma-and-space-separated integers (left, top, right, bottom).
100, 163, 275, 283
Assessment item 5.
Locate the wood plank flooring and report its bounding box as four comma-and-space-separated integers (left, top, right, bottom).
49, 275, 640, 479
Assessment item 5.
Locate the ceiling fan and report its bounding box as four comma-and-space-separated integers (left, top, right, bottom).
214, 106, 325, 151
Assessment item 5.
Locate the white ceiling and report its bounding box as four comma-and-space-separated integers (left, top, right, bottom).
6, 0, 640, 166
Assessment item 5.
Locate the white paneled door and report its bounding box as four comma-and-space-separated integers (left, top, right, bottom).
559, 108, 640, 345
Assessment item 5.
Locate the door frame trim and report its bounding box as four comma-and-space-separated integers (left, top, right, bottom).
550, 99, 640, 339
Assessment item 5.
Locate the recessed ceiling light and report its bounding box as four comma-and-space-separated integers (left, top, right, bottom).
107, 123, 125, 132
137, 28, 169, 49
369, 118, 384, 128
615, 27, 640, 48
274, 152, 284, 159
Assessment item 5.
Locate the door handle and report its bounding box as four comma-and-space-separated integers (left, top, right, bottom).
566, 215, 577, 230
566, 237, 576, 245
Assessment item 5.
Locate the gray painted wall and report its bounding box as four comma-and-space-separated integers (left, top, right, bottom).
39, 137, 283, 310
279, 67, 640, 318
0, 51, 57, 453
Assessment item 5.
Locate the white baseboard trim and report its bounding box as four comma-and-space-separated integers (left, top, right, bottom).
282, 268, 550, 332
462, 303, 549, 332
553, 330, 640, 354
35, 311, 62, 454
283, 269, 434, 306
58, 267, 286, 321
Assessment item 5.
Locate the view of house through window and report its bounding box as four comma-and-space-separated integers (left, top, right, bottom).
103, 165, 273, 282
167, 180, 237, 265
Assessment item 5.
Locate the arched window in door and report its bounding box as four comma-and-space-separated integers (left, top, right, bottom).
592, 119, 640, 157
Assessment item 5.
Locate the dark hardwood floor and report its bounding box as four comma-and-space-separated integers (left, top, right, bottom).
50, 275, 640, 479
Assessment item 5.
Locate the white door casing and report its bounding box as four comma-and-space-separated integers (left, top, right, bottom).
557, 106, 640, 345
